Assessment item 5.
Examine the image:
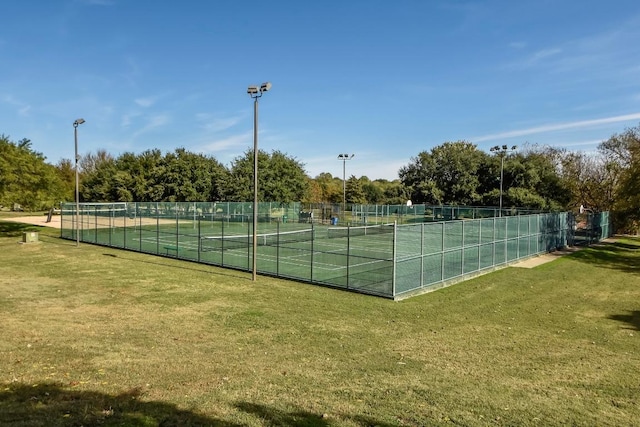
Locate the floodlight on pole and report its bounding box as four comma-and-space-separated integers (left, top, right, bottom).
73, 118, 85, 247
337, 154, 355, 218
490, 145, 517, 217
247, 82, 271, 282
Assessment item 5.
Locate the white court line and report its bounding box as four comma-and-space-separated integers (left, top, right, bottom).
136, 237, 200, 251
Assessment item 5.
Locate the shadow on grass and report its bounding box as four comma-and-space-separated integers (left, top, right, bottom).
0, 382, 240, 426
105, 252, 251, 282
0, 222, 74, 248
234, 402, 330, 427
234, 402, 399, 427
0, 384, 399, 427
608, 311, 640, 331
0, 221, 49, 238
569, 240, 640, 275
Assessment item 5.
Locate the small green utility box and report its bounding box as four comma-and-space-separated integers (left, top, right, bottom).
22, 231, 39, 243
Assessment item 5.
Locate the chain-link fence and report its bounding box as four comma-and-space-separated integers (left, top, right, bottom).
61, 202, 612, 299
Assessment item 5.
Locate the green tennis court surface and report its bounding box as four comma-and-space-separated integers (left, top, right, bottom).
60, 202, 613, 299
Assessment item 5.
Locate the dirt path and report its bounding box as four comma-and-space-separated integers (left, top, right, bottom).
1, 215, 62, 229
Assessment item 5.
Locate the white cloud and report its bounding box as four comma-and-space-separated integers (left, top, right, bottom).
3, 95, 31, 117
134, 97, 155, 108
132, 114, 169, 137
199, 132, 252, 153
530, 48, 562, 62
508, 47, 563, 69
121, 112, 141, 127
555, 139, 603, 148
506, 18, 640, 74
473, 112, 640, 143
134, 92, 170, 108
196, 113, 244, 133
119, 56, 141, 88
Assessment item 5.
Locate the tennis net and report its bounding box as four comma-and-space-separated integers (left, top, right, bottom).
200, 228, 315, 252
326, 223, 394, 239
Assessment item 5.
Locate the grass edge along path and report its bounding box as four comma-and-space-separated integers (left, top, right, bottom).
0, 220, 639, 426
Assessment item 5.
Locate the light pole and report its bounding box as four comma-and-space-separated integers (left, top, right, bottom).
337, 154, 354, 219
247, 82, 271, 281
73, 118, 85, 247
490, 145, 517, 217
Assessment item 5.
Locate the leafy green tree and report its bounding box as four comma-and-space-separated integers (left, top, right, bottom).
226, 149, 308, 202
362, 178, 384, 204
162, 148, 227, 202
400, 141, 486, 205
518, 147, 570, 209
79, 149, 114, 176
481, 146, 570, 210
598, 124, 640, 230
614, 158, 640, 229
0, 135, 65, 210
80, 148, 228, 202
381, 180, 410, 205
55, 158, 75, 203
133, 149, 165, 201
558, 151, 618, 212
504, 187, 547, 210
345, 175, 367, 204
80, 154, 120, 202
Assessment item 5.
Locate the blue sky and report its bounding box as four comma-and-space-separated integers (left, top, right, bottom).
2, 0, 640, 180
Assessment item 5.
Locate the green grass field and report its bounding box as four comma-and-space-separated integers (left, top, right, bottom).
1, 219, 639, 426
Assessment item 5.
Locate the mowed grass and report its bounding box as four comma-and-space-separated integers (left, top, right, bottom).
0, 220, 639, 426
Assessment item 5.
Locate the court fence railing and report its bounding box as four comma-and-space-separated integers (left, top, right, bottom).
60, 202, 612, 299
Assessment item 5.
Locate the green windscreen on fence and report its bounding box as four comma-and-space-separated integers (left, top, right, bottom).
61, 202, 395, 297
393, 211, 612, 297
61, 202, 612, 299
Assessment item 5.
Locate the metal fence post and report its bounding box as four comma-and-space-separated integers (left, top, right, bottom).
440, 222, 445, 282
392, 221, 397, 297
310, 223, 314, 283
155, 202, 159, 254
420, 223, 424, 289
461, 220, 465, 274
346, 224, 351, 289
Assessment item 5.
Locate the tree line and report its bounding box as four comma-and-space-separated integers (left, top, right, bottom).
1, 124, 639, 231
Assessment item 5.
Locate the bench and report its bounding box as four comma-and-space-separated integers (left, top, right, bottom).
164, 245, 178, 256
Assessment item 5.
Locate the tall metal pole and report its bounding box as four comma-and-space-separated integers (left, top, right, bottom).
73, 120, 85, 245
252, 96, 259, 281
247, 82, 271, 282
490, 145, 516, 218
342, 158, 346, 216
499, 154, 504, 217
74, 123, 80, 246
337, 154, 354, 220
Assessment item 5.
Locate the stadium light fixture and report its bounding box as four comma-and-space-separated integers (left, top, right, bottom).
490, 145, 517, 217
337, 154, 355, 218
73, 118, 85, 247
247, 82, 271, 281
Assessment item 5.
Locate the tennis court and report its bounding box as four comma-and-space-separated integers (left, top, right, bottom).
60, 202, 612, 299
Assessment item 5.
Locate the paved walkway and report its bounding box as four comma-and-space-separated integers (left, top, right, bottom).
511, 246, 583, 268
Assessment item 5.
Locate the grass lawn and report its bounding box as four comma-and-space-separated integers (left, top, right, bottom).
0, 220, 638, 426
